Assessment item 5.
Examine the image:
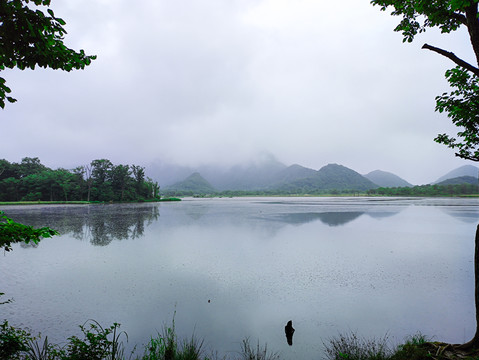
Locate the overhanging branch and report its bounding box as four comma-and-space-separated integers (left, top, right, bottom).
422, 43, 479, 77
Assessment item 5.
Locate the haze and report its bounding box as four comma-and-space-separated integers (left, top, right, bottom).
1, 0, 475, 185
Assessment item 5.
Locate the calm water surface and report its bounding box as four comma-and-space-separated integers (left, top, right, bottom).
1, 197, 478, 359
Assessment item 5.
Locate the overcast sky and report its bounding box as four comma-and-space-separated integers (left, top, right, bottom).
1, 0, 476, 184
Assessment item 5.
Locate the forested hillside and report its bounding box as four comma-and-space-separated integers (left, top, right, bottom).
364, 170, 412, 187
0, 157, 160, 202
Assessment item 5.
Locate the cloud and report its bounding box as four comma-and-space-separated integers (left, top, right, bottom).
1, 0, 475, 184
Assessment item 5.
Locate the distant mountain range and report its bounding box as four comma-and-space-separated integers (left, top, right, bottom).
433, 165, 479, 184
148, 157, 478, 194
363, 170, 413, 188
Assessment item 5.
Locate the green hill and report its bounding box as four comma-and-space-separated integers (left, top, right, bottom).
436, 176, 478, 186
167, 172, 216, 194
276, 163, 378, 193
433, 165, 478, 184
364, 170, 412, 187
269, 164, 318, 187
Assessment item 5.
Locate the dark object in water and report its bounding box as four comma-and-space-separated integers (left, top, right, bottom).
285, 320, 295, 346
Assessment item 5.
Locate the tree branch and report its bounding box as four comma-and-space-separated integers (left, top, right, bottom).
422, 43, 479, 76
450, 11, 467, 26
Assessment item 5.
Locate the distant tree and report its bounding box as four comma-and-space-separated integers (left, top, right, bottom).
0, 159, 17, 180
91, 159, 113, 185
0, 0, 96, 108
372, 0, 479, 349
131, 165, 146, 198
17, 157, 48, 178
79, 164, 94, 202
111, 164, 131, 201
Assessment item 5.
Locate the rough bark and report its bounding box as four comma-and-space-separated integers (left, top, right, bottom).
457, 224, 479, 350
464, 3, 479, 68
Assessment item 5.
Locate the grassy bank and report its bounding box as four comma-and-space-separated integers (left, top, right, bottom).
0, 319, 280, 360
2, 319, 478, 360
0, 198, 181, 206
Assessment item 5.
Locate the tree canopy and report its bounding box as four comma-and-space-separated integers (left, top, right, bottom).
371, 0, 479, 162
0, 0, 96, 108
0, 157, 161, 202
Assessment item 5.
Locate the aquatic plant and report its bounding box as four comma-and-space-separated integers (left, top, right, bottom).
236, 338, 280, 360
323, 331, 392, 360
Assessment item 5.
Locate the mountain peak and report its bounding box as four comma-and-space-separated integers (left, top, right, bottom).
167, 172, 216, 193
433, 165, 479, 184
364, 170, 412, 187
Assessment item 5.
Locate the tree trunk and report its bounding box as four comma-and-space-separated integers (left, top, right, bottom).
458, 224, 479, 349
465, 3, 479, 68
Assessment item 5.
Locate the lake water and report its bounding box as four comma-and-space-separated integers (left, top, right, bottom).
1, 197, 478, 359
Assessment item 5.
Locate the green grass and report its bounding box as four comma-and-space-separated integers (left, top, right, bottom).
4, 320, 471, 360
0, 201, 92, 205
0, 198, 181, 206
1, 318, 281, 360
323, 331, 392, 360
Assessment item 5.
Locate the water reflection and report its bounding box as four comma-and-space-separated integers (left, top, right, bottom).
271, 212, 364, 226
1, 197, 479, 360
3, 204, 159, 246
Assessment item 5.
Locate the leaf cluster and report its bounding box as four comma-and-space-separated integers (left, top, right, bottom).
435, 67, 479, 161
0, 0, 96, 108
370, 0, 472, 43
0, 320, 31, 360
0, 210, 58, 252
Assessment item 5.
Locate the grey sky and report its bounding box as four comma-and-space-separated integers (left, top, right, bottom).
1, 0, 476, 185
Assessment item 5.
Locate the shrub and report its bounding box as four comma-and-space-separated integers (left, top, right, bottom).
0, 320, 31, 360
323, 331, 392, 360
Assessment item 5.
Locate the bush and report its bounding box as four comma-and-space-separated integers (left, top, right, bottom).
0, 320, 31, 360
323, 331, 392, 360
51, 320, 129, 360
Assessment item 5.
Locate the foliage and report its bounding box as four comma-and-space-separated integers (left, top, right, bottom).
139, 313, 205, 360
435, 67, 479, 161
368, 182, 478, 196
163, 182, 478, 198
0, 157, 160, 202
236, 338, 279, 360
0, 210, 58, 252
323, 332, 439, 360
0, 320, 31, 360
0, 0, 96, 108
370, 0, 474, 43
50, 320, 129, 360
0, 319, 451, 360
389, 334, 431, 360
323, 331, 392, 360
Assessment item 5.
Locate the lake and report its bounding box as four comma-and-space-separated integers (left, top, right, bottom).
1, 197, 478, 359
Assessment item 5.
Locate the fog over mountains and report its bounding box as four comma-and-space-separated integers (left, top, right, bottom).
146, 156, 478, 193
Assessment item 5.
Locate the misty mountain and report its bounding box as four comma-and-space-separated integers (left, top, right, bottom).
433, 165, 478, 184
364, 170, 412, 188
436, 176, 478, 186
166, 172, 216, 193
203, 155, 287, 190
147, 153, 288, 189
274, 164, 378, 192
273, 164, 318, 184
150, 157, 478, 193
